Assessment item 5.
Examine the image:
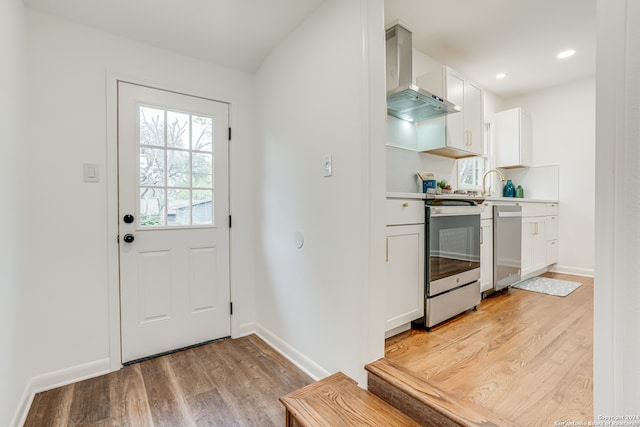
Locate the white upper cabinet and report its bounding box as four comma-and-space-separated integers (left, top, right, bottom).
415, 66, 484, 158
494, 107, 532, 168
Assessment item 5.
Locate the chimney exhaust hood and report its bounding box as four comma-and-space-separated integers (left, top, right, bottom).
386, 25, 461, 122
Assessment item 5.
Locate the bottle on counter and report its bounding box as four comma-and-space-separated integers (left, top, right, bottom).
503, 180, 515, 197
516, 185, 524, 198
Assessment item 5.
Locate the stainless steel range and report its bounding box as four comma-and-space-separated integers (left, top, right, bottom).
412, 197, 483, 331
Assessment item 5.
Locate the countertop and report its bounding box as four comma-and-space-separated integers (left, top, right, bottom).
386, 192, 558, 204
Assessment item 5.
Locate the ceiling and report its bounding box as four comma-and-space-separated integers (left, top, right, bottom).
24, 0, 595, 98
385, 0, 596, 99
24, 0, 325, 73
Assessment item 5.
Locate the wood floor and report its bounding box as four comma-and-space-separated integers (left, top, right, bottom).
385, 272, 594, 427
24, 334, 313, 427
24, 272, 593, 426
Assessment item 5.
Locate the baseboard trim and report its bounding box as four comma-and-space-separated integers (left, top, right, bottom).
384, 323, 411, 339
12, 358, 111, 427
11, 382, 34, 427
550, 264, 594, 277
234, 321, 258, 338
254, 323, 330, 382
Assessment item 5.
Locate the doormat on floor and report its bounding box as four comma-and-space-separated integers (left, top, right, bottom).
512, 276, 582, 297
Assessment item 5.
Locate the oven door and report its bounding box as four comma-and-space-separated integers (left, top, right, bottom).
426, 205, 482, 297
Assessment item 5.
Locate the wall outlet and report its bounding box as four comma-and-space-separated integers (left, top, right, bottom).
323, 154, 332, 177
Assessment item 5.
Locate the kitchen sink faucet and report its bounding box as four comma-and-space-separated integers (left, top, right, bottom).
482, 169, 506, 196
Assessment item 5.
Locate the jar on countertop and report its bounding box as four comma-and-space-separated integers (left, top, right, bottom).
503, 180, 515, 197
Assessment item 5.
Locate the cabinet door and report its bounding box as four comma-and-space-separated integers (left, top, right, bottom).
546, 214, 558, 240
520, 110, 533, 166
495, 108, 532, 168
464, 80, 484, 155
385, 225, 425, 331
522, 217, 547, 276
521, 219, 534, 276
547, 240, 558, 264
531, 219, 547, 271
444, 69, 466, 151
480, 219, 493, 292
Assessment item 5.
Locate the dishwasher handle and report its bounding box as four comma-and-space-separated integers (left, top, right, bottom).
497, 211, 522, 218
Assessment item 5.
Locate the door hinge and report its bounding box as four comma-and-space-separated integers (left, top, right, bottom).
229, 215, 232, 228
228, 127, 232, 141
230, 302, 233, 315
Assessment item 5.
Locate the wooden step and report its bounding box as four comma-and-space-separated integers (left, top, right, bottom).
365, 358, 518, 427
280, 371, 420, 427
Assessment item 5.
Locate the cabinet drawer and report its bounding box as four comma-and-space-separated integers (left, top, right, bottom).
547, 203, 559, 215
386, 199, 425, 225
519, 202, 547, 217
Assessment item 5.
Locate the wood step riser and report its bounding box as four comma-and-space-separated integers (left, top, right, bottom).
366, 358, 516, 427
368, 374, 465, 427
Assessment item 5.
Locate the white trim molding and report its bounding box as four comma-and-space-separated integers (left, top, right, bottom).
595, 0, 640, 415
550, 264, 594, 278
105, 71, 240, 371
12, 358, 110, 427
254, 323, 330, 381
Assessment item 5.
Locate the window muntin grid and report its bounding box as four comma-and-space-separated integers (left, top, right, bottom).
137, 104, 214, 228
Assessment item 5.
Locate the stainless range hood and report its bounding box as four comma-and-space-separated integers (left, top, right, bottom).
386, 25, 460, 122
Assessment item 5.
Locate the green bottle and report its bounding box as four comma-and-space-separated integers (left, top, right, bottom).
516, 185, 524, 198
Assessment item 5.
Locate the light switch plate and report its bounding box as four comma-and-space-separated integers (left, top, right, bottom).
83, 163, 99, 183
323, 154, 332, 177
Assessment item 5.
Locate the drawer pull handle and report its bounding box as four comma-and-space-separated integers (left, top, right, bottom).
402, 202, 409, 208
385, 237, 389, 262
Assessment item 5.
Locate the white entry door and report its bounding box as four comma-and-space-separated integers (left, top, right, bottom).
118, 82, 230, 363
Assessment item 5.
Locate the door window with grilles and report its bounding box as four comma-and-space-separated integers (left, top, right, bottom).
138, 105, 214, 227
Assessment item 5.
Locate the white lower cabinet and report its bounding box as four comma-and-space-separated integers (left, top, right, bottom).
480, 218, 493, 292
385, 224, 425, 332
519, 202, 559, 278
385, 198, 425, 333
521, 215, 548, 277
547, 240, 558, 265
546, 209, 558, 265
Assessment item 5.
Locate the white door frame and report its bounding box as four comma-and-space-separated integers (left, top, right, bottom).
105, 73, 233, 371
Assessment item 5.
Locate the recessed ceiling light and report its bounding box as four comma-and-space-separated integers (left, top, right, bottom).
496, 73, 506, 79
557, 49, 576, 59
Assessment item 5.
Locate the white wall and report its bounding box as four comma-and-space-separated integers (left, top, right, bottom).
386, 145, 458, 193
254, 0, 386, 384
595, 0, 640, 415
0, 1, 28, 425
505, 77, 595, 276
23, 7, 256, 391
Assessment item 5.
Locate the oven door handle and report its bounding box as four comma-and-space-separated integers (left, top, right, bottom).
430, 206, 483, 216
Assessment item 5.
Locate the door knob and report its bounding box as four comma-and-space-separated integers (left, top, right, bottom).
123, 214, 135, 224
123, 234, 135, 243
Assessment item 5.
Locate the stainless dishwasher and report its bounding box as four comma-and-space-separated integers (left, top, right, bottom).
493, 205, 522, 291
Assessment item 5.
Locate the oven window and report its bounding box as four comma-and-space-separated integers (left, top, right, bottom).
429, 215, 480, 282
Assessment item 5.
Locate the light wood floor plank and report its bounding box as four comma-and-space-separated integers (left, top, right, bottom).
24, 273, 593, 426
120, 364, 154, 427
385, 272, 594, 426
24, 335, 313, 427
